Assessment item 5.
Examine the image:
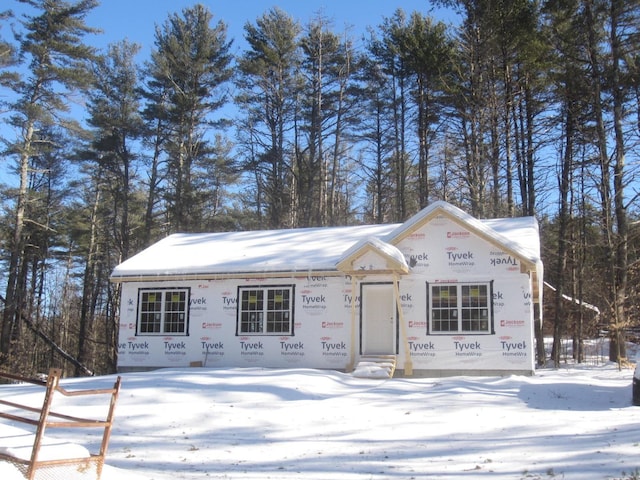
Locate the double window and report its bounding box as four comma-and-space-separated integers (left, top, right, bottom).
237, 285, 294, 335
428, 282, 493, 334
137, 288, 190, 335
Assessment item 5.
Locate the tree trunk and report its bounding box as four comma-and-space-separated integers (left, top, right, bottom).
609, 0, 628, 362
552, 95, 574, 368
77, 183, 102, 376
1, 126, 34, 359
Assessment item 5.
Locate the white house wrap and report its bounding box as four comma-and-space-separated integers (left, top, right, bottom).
110, 201, 543, 376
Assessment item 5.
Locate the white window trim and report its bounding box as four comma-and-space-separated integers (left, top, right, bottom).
136, 288, 190, 336
428, 282, 493, 335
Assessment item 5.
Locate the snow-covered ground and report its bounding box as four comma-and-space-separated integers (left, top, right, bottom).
1, 360, 639, 480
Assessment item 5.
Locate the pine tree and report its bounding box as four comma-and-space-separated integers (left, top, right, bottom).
0, 0, 99, 362
145, 4, 232, 232
235, 8, 302, 228
78, 39, 144, 374
296, 14, 360, 226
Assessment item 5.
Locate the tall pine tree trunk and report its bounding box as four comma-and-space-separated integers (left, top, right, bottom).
1, 127, 33, 359
609, 0, 629, 362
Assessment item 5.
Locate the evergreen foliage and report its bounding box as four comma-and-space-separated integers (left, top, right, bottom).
0, 0, 639, 374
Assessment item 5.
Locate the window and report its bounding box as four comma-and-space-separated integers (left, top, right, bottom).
237, 286, 294, 335
137, 288, 190, 335
428, 282, 493, 334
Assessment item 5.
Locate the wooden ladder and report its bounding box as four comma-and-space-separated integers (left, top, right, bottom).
0, 368, 121, 480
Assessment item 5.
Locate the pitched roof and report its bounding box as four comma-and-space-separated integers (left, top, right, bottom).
386, 201, 541, 269
336, 236, 409, 274
110, 224, 398, 280
110, 201, 541, 281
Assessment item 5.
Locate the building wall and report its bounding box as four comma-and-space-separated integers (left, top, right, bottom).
117, 214, 536, 375
117, 274, 356, 370
390, 214, 536, 374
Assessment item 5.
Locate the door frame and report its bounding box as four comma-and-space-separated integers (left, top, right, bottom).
359, 282, 398, 355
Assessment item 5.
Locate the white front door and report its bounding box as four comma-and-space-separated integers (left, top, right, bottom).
361, 283, 396, 355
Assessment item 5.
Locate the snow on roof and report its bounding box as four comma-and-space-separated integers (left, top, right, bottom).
337, 236, 409, 272
111, 201, 541, 280
385, 200, 541, 266
481, 216, 541, 264
111, 224, 399, 279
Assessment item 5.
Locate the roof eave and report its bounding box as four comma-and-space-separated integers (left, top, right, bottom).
110, 268, 342, 283
388, 204, 540, 271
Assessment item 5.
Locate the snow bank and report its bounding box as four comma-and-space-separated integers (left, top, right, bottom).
1, 363, 638, 480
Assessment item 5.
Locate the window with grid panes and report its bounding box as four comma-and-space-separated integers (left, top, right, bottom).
237, 286, 294, 335
137, 289, 190, 335
428, 283, 492, 334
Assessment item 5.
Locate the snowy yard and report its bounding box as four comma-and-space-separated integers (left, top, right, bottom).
1, 361, 639, 480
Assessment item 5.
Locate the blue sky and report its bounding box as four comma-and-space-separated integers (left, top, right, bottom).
4, 0, 460, 126
1, 1, 459, 187
79, 0, 459, 57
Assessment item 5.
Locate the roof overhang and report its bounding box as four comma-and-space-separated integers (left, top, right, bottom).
384, 202, 543, 302
110, 269, 343, 283
387, 205, 537, 271
336, 237, 409, 276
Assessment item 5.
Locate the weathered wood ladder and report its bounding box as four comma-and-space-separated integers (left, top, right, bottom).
0, 368, 121, 480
